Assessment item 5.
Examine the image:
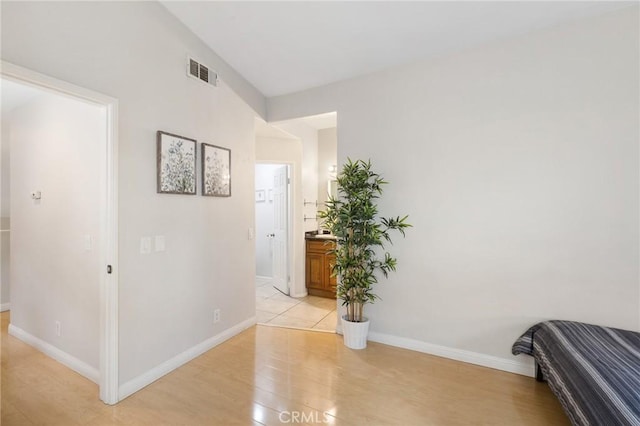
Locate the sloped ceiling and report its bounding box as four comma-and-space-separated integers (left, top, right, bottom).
162, 1, 630, 97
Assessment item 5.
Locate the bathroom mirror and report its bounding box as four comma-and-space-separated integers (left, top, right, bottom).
328, 180, 338, 199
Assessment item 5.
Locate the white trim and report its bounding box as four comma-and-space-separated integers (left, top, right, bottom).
289, 290, 309, 298
1, 61, 119, 404
255, 275, 273, 281
101, 95, 119, 405
118, 316, 257, 401
0, 303, 10, 312
8, 324, 99, 383
367, 331, 534, 377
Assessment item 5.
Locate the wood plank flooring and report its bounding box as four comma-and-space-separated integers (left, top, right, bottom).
0, 311, 569, 425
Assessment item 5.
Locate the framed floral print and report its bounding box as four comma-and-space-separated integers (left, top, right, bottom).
157, 131, 197, 195
201, 143, 231, 197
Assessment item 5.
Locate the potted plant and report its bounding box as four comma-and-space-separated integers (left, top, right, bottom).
319, 159, 410, 349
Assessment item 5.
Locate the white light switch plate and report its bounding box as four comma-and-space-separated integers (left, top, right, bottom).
155, 235, 165, 252
140, 237, 151, 254
83, 234, 93, 251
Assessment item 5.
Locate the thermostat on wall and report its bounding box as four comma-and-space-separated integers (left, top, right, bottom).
31, 191, 41, 200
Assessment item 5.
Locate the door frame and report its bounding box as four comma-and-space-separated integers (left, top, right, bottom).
1, 61, 119, 404
255, 161, 293, 295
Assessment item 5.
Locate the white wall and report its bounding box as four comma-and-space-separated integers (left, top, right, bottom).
255, 137, 307, 297
9, 92, 104, 370
1, 120, 9, 219
1, 1, 261, 389
275, 121, 320, 232
1, 119, 9, 309
255, 164, 281, 277
317, 127, 337, 209
268, 6, 640, 369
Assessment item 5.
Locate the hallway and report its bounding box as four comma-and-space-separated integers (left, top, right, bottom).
255, 277, 337, 332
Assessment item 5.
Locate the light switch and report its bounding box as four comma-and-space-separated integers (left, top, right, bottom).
140, 237, 151, 254
155, 235, 165, 252
83, 235, 93, 251
248, 227, 254, 240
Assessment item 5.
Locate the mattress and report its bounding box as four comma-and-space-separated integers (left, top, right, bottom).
512, 320, 640, 426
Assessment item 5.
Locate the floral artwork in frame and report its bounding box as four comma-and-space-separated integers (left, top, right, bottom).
202, 143, 231, 197
157, 131, 197, 195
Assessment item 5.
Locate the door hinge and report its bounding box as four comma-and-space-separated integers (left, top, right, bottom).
107, 265, 112, 274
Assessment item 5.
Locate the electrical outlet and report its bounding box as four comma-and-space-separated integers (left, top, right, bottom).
213, 309, 221, 323
55, 321, 61, 337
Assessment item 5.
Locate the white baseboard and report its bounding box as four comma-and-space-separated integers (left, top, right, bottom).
367, 331, 534, 377
118, 315, 257, 401
289, 290, 308, 298
255, 275, 272, 281
1, 303, 10, 312
8, 324, 99, 383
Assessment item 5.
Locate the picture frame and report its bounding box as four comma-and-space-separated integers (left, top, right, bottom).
157, 131, 197, 195
201, 143, 231, 197
255, 189, 266, 202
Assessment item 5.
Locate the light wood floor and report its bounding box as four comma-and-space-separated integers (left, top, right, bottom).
1, 311, 569, 425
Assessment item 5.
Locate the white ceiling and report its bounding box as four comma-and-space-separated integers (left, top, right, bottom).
256, 111, 337, 139
298, 112, 337, 130
162, 1, 630, 98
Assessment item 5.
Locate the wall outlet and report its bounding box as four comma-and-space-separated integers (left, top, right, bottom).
55, 321, 61, 337
213, 309, 221, 323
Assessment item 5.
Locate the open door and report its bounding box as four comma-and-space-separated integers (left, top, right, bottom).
1, 61, 119, 404
272, 165, 289, 295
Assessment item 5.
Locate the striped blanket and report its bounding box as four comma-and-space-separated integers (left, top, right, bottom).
512, 320, 640, 426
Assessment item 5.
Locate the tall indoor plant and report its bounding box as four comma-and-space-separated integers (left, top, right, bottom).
319, 159, 410, 349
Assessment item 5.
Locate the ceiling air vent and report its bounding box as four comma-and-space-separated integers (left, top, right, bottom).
187, 56, 218, 87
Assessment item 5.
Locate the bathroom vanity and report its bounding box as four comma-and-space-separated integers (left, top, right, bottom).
305, 232, 337, 299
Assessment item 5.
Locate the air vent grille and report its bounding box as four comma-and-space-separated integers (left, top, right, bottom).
186, 56, 218, 87
189, 59, 199, 78
199, 64, 209, 83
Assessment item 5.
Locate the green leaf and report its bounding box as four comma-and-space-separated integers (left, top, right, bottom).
318, 158, 411, 317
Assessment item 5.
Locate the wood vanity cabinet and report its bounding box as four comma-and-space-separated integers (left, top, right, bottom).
305, 239, 337, 299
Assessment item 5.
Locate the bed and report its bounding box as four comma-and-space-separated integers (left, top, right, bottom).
512, 320, 640, 426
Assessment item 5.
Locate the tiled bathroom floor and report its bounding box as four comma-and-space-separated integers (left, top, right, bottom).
256, 277, 337, 332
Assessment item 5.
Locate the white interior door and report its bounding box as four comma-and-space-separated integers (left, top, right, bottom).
272, 165, 289, 295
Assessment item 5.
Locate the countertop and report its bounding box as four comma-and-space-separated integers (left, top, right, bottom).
305, 231, 337, 241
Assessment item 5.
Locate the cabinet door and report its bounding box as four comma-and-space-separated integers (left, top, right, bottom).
306, 252, 325, 290
326, 254, 337, 291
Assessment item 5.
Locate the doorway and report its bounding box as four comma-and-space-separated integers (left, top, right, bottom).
0, 62, 118, 404
255, 163, 290, 295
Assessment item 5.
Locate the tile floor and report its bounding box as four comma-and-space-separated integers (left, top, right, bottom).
255, 277, 337, 332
